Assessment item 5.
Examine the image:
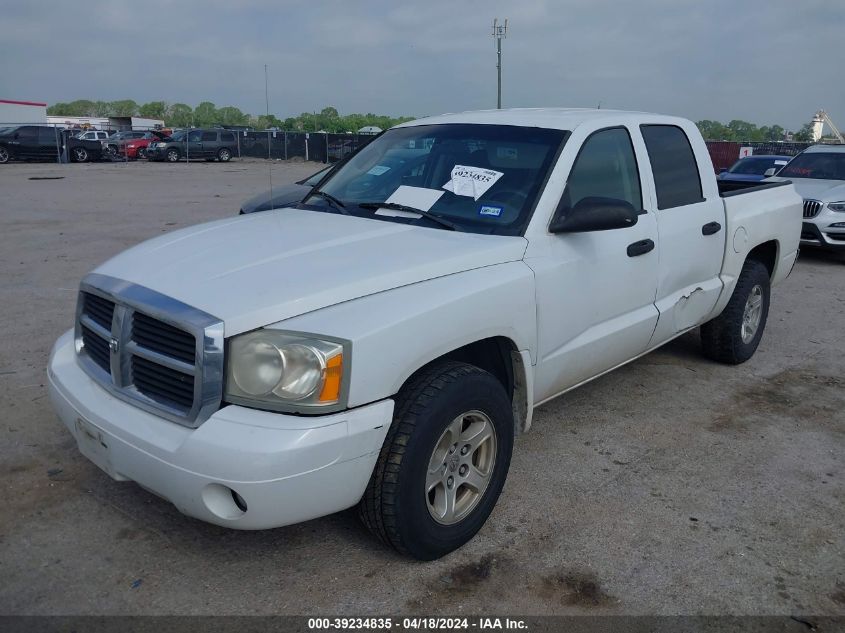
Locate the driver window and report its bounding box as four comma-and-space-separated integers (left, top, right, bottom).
188, 130, 202, 142
563, 127, 642, 211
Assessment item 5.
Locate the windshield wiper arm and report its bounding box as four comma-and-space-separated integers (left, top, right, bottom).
310, 190, 350, 215
357, 202, 459, 231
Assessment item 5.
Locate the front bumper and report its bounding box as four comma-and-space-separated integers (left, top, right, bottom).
48, 330, 393, 529
801, 220, 845, 252
145, 146, 168, 160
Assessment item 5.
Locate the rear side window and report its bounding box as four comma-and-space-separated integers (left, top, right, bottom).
640, 125, 703, 209
201, 131, 217, 141
220, 132, 235, 142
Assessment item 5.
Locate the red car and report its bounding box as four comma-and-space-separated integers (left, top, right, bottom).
109, 130, 169, 159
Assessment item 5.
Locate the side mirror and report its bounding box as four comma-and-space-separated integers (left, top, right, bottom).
719, 167, 727, 173
549, 196, 639, 234
763, 168, 777, 177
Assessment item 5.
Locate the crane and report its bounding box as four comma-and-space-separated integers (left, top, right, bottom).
811, 110, 845, 144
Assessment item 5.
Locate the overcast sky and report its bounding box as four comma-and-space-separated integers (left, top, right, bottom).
0, 0, 841, 130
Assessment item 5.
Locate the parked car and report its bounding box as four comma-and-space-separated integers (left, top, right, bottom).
767, 144, 845, 252
75, 130, 111, 142
0, 125, 104, 163
104, 131, 148, 157
48, 109, 801, 560
718, 155, 790, 183
109, 131, 169, 160
146, 129, 237, 162
239, 165, 332, 214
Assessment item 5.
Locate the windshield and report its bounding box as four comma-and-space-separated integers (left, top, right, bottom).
777, 152, 845, 180
306, 124, 567, 235
728, 156, 788, 175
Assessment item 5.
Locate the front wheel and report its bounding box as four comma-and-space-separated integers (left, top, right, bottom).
0, 146, 9, 164
217, 147, 232, 162
71, 147, 88, 162
359, 361, 514, 560
166, 148, 180, 162
700, 259, 771, 364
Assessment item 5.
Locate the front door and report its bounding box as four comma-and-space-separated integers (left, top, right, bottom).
186, 130, 204, 159
526, 126, 660, 404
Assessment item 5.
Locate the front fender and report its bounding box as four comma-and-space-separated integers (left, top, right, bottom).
275, 261, 537, 409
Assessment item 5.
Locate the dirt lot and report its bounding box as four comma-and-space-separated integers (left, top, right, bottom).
0, 159, 843, 617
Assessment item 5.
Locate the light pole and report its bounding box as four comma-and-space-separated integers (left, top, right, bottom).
492, 18, 508, 109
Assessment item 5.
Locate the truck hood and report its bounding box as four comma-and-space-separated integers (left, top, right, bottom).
769, 177, 845, 202
94, 208, 528, 335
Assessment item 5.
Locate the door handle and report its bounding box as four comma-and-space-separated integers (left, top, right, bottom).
627, 238, 655, 257
702, 221, 722, 235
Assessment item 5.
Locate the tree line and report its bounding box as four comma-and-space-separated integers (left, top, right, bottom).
695, 119, 814, 142
47, 99, 816, 141
46, 100, 415, 133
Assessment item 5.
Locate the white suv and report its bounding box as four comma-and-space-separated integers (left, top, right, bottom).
770, 144, 845, 253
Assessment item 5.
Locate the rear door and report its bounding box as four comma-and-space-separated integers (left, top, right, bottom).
639, 123, 726, 344
36, 126, 60, 160
201, 131, 218, 157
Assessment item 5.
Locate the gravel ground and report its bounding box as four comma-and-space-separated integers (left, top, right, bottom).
0, 159, 843, 617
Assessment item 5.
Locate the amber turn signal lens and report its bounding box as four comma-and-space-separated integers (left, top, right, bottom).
318, 354, 343, 402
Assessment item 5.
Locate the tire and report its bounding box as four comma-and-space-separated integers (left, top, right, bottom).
700, 259, 770, 364
0, 145, 9, 164
166, 148, 180, 162
359, 361, 514, 560
217, 147, 232, 162
71, 147, 88, 162
137, 147, 147, 160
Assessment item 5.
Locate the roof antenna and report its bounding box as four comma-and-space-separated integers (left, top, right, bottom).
265, 63, 273, 206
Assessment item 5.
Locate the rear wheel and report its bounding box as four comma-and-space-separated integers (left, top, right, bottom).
359, 361, 514, 560
0, 146, 9, 164
166, 148, 180, 162
71, 147, 88, 162
217, 147, 232, 162
700, 259, 770, 364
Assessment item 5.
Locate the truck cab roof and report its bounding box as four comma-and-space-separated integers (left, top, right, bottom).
395, 107, 687, 132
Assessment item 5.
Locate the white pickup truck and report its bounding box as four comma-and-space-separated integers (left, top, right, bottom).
48, 109, 802, 560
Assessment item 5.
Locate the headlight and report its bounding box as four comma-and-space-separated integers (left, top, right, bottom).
225, 330, 347, 412
827, 201, 845, 213
157, 142, 167, 148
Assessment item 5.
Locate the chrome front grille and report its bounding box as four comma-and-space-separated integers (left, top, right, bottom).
803, 199, 822, 218
75, 273, 224, 427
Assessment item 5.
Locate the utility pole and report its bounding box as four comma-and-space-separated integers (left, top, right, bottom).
492, 18, 508, 109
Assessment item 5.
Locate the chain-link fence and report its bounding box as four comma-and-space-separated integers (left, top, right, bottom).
0, 122, 378, 165
233, 131, 376, 162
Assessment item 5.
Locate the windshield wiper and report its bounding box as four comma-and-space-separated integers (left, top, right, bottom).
310, 190, 350, 215
357, 202, 459, 231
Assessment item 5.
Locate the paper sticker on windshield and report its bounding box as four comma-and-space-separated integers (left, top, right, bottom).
367, 165, 391, 176
442, 165, 504, 200
774, 160, 787, 165
478, 205, 503, 217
